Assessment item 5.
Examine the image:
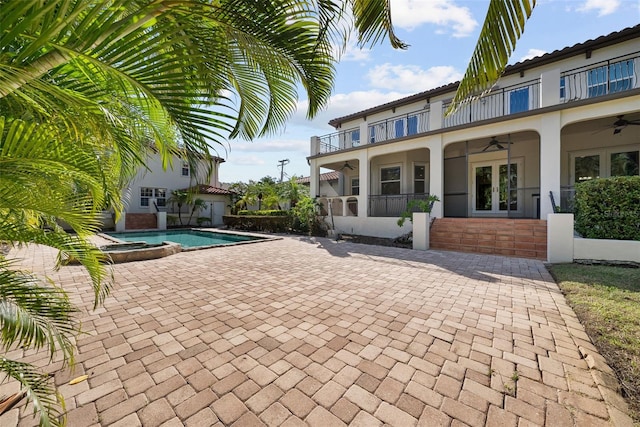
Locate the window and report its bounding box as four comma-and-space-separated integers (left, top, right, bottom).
351, 129, 360, 147
380, 166, 401, 195
611, 150, 639, 176
351, 178, 360, 195
574, 155, 600, 182
509, 87, 529, 114
369, 123, 386, 143
587, 66, 608, 97
570, 146, 640, 185
560, 76, 566, 99
140, 187, 167, 207
394, 119, 404, 138
181, 162, 189, 176
609, 59, 634, 93
414, 164, 426, 193
407, 115, 418, 135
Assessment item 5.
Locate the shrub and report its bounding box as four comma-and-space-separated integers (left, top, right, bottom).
574, 176, 640, 240
237, 209, 288, 216
223, 215, 291, 232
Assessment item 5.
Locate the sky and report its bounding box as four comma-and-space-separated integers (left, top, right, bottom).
218, 0, 640, 184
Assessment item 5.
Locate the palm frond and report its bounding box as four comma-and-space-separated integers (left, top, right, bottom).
448, 0, 536, 114
0, 259, 78, 362
0, 358, 65, 427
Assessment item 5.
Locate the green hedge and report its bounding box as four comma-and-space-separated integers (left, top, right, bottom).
223, 215, 291, 232
574, 176, 640, 240
237, 209, 288, 216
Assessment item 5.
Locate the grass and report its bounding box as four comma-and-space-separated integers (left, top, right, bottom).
549, 263, 640, 422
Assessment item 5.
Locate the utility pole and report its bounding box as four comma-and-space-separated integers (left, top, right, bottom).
278, 159, 290, 183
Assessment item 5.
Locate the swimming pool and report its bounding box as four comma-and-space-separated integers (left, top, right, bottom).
105, 229, 265, 249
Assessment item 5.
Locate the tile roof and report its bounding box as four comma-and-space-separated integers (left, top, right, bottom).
297, 171, 341, 184
179, 184, 235, 195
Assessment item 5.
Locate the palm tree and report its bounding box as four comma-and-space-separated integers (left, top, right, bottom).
0, 2, 402, 423
187, 198, 208, 226
168, 190, 191, 226
0, 0, 535, 424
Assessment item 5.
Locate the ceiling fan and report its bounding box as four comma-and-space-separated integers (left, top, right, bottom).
340, 161, 354, 170
612, 115, 640, 134
482, 136, 507, 151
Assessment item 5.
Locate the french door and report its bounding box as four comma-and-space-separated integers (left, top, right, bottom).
472, 159, 522, 215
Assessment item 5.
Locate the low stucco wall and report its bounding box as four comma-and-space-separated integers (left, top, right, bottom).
574, 237, 640, 263
329, 216, 412, 239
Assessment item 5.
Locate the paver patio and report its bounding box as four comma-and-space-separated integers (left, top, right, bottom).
3, 235, 633, 426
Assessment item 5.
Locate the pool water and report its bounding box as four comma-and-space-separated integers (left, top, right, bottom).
106, 230, 261, 249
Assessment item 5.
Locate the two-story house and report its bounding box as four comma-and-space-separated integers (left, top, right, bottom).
120, 152, 232, 229
308, 25, 640, 259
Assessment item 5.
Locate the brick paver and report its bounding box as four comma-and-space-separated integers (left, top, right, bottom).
3, 235, 633, 426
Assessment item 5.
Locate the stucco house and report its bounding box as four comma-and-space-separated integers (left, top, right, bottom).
119, 152, 233, 230
307, 25, 640, 261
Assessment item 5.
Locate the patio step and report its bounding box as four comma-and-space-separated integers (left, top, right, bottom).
430, 218, 547, 260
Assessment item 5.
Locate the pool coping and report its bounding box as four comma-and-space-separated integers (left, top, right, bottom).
97, 228, 281, 262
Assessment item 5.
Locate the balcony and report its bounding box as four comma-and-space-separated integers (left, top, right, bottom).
311, 52, 639, 156
561, 52, 638, 102
442, 79, 540, 128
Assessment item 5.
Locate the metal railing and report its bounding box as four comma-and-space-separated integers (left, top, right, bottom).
368, 109, 429, 144
559, 186, 576, 213
368, 193, 432, 217
319, 126, 361, 154
442, 79, 541, 128
561, 52, 639, 102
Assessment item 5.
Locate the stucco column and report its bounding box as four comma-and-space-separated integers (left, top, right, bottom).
357, 151, 369, 218
539, 113, 562, 218
309, 160, 320, 199
429, 101, 443, 131
426, 137, 443, 218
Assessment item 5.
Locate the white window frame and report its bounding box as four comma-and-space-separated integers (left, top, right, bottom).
569, 144, 640, 185
379, 164, 402, 195
140, 187, 167, 208
351, 177, 360, 196
413, 162, 428, 194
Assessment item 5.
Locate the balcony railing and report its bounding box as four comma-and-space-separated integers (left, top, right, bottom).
367, 110, 429, 144
369, 193, 432, 217
561, 52, 639, 102
312, 51, 640, 156
442, 79, 541, 128
319, 126, 360, 154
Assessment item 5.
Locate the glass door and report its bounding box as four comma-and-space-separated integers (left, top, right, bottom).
472, 160, 521, 215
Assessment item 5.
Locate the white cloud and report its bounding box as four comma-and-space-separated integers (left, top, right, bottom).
391, 0, 478, 37
520, 48, 547, 62
230, 139, 309, 154
288, 90, 414, 132
576, 0, 621, 16
338, 38, 372, 62
366, 64, 462, 91
228, 155, 265, 166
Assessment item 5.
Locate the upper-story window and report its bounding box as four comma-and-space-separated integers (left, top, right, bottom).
587, 66, 608, 97
587, 59, 635, 98
560, 76, 566, 100
351, 129, 360, 147
181, 162, 189, 176
369, 123, 386, 144
380, 166, 401, 195
509, 87, 529, 114
609, 59, 635, 93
